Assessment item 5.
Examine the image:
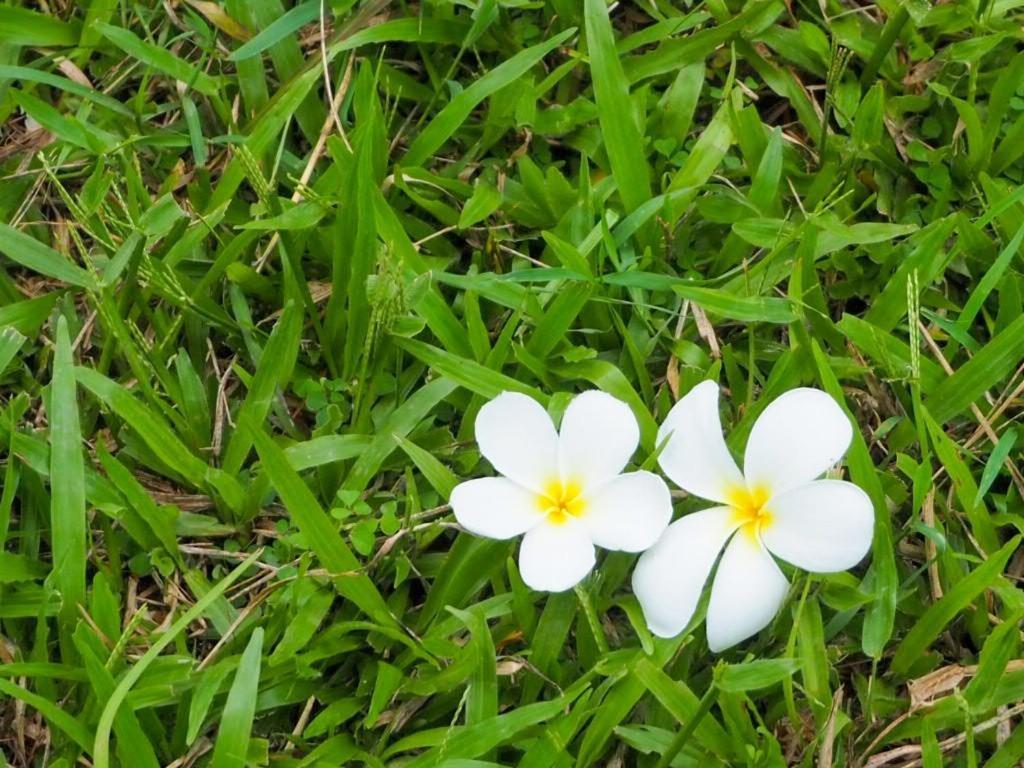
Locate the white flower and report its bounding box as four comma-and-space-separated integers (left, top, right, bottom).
633, 381, 874, 651
450, 391, 673, 592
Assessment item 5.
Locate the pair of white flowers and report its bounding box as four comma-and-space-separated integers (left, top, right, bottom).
450, 382, 874, 651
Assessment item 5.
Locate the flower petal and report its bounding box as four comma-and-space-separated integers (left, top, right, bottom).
558, 390, 640, 487
706, 532, 789, 652
743, 388, 852, 495
450, 477, 544, 540
761, 480, 874, 572
583, 471, 673, 553
518, 519, 596, 592
475, 392, 559, 491
657, 380, 745, 503
632, 506, 737, 638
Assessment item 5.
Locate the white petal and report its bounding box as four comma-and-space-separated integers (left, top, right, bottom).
450, 478, 544, 540
518, 519, 596, 592
761, 480, 874, 572
743, 388, 852, 495
706, 532, 789, 652
475, 392, 559, 492
632, 506, 737, 638
558, 391, 640, 487
657, 380, 745, 503
583, 471, 672, 553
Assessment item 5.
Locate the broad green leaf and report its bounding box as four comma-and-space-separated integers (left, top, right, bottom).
575, 643, 679, 766
963, 608, 1023, 713
392, 685, 588, 767
285, 435, 372, 471
601, 275, 794, 324
327, 17, 470, 60
459, 181, 502, 229
623, 1, 781, 82
957, 221, 1024, 332
13, 90, 118, 153
73, 626, 160, 768
0, 294, 60, 337
187, 661, 237, 744
269, 589, 333, 666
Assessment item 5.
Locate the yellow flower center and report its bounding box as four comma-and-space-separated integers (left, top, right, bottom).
727, 485, 773, 541
536, 479, 586, 525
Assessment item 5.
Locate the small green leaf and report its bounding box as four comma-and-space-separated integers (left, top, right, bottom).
459, 181, 502, 229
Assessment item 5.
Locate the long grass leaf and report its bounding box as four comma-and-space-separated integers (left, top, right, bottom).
891, 536, 1020, 676
50, 318, 86, 647
210, 628, 264, 768
403, 28, 575, 166
250, 428, 398, 628
93, 551, 262, 768
584, 0, 651, 214
0, 223, 96, 289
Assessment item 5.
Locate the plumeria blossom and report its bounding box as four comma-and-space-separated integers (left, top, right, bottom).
633, 381, 874, 651
450, 391, 673, 592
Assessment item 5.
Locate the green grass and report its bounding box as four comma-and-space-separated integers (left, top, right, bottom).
0, 0, 1023, 765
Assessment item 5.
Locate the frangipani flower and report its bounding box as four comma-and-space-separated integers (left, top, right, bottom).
450, 391, 673, 592
633, 381, 873, 651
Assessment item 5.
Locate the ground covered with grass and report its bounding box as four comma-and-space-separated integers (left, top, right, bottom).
0, 0, 1023, 765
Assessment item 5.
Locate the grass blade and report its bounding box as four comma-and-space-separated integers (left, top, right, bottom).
229, 0, 319, 60
222, 300, 301, 475
403, 27, 575, 167
584, 0, 651, 214
93, 551, 262, 768
0, 7, 79, 45
891, 536, 1020, 677
250, 427, 398, 629
927, 314, 1024, 423
94, 22, 223, 96
0, 223, 96, 289
50, 318, 86, 652
210, 628, 264, 768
